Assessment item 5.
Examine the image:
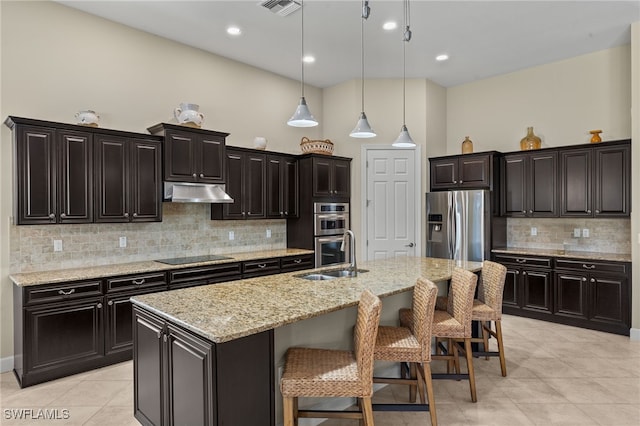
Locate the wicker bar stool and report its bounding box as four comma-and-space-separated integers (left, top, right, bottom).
280, 289, 382, 426
373, 277, 439, 426
435, 261, 508, 377
400, 268, 478, 403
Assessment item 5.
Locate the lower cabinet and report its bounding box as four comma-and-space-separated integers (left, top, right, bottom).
133, 306, 274, 426
498, 254, 553, 317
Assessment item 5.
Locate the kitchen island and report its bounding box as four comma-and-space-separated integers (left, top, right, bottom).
130, 256, 482, 426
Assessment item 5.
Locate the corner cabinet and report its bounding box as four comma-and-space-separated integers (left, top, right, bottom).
429, 152, 499, 191
147, 123, 227, 184
133, 306, 274, 426
494, 254, 553, 316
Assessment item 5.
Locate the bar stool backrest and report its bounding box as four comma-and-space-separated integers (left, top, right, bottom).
449, 268, 478, 337
353, 289, 382, 396
412, 278, 438, 362
478, 261, 508, 317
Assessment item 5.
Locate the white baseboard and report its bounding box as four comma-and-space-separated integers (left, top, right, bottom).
0, 356, 13, 373
631, 328, 640, 341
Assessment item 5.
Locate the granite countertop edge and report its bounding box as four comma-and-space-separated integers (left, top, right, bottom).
10, 248, 315, 287
491, 247, 631, 263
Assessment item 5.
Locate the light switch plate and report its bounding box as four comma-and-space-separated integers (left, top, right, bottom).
53, 240, 62, 252
229, 231, 235, 241
582, 228, 589, 238
119, 236, 127, 248
573, 228, 581, 238
266, 229, 271, 238
531, 227, 537, 236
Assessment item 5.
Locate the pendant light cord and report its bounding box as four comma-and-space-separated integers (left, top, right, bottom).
360, 1, 366, 112
300, 0, 305, 97
402, 0, 410, 126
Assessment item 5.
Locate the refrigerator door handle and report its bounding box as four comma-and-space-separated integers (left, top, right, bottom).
448, 195, 456, 257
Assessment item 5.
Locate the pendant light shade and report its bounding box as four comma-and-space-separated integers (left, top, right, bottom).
288, 0, 318, 127
392, 0, 415, 148
350, 0, 376, 138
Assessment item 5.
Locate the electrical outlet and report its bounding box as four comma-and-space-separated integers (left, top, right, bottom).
229, 231, 235, 241
582, 228, 589, 238
530, 227, 537, 236
266, 229, 271, 238
637, 232, 640, 245
573, 228, 581, 238
53, 240, 62, 252
119, 236, 127, 248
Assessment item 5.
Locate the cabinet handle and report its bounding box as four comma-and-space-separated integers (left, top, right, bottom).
58, 288, 75, 296
60, 213, 66, 218
163, 334, 168, 342
582, 277, 587, 282
192, 173, 197, 178
199, 173, 204, 178
124, 212, 129, 218
595, 210, 600, 214
156, 331, 162, 339
284, 211, 288, 215
242, 212, 246, 217
108, 300, 114, 306
529, 210, 533, 214
515, 271, 520, 275
521, 210, 526, 214
522, 271, 527, 276
97, 303, 103, 309
587, 209, 591, 214
582, 264, 596, 269
516, 258, 527, 263
453, 180, 458, 184
257, 263, 267, 269
590, 278, 596, 283
280, 211, 284, 216
294, 259, 302, 264
459, 180, 463, 184
132, 279, 145, 285
133, 213, 138, 217
49, 213, 55, 220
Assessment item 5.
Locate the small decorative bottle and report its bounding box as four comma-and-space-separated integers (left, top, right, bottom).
461, 136, 473, 154
520, 127, 542, 150
589, 130, 602, 143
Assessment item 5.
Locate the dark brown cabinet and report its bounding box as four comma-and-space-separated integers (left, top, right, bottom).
266, 154, 299, 218
560, 141, 630, 217
429, 153, 496, 190
312, 156, 351, 198
167, 263, 242, 290
95, 135, 162, 223
501, 151, 557, 217
133, 306, 274, 426
212, 148, 266, 220
495, 254, 553, 317
147, 123, 227, 184
8, 119, 93, 225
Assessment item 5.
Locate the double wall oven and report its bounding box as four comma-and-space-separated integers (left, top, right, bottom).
313, 202, 350, 267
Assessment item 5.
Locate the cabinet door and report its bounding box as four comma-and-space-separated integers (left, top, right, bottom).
25, 298, 104, 373
197, 136, 225, 183
133, 307, 165, 426
560, 149, 592, 216
95, 135, 130, 222
16, 125, 56, 224
332, 159, 351, 198
501, 154, 527, 217
222, 151, 245, 219
594, 145, 630, 217
105, 294, 136, 356
430, 158, 458, 190
501, 267, 520, 308
312, 157, 333, 197
283, 157, 299, 218
554, 272, 589, 320
164, 130, 196, 181
245, 153, 266, 218
166, 324, 214, 426
130, 139, 162, 222
589, 274, 628, 327
459, 155, 490, 189
529, 152, 557, 217
266, 155, 284, 218
58, 130, 93, 223
521, 269, 552, 313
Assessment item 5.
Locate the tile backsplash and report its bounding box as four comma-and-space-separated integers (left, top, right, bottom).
10, 203, 286, 273
507, 218, 631, 254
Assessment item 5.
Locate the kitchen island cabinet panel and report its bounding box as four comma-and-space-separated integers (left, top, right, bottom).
134, 309, 165, 426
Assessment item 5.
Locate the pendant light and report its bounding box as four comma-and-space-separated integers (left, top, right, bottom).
392, 0, 415, 147
287, 0, 318, 127
350, 0, 376, 138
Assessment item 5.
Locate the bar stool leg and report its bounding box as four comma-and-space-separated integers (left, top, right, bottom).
482, 321, 491, 360
409, 361, 418, 402
421, 363, 438, 426
496, 320, 507, 377
464, 338, 478, 402
283, 396, 295, 426
361, 396, 374, 426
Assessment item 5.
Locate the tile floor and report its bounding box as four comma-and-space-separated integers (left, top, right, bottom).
1, 315, 639, 425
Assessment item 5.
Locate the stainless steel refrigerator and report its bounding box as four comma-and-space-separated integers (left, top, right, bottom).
426, 190, 503, 262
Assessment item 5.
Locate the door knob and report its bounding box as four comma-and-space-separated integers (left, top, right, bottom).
405, 243, 415, 247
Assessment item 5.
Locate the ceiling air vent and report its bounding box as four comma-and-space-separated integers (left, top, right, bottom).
258, 0, 301, 17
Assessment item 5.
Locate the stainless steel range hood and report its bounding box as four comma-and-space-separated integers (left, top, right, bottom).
163, 182, 234, 203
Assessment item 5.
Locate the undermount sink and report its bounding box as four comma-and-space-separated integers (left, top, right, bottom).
295, 268, 369, 281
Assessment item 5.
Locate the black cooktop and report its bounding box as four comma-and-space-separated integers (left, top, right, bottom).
155, 254, 233, 265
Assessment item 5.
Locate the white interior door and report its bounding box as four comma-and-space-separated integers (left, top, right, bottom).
364, 147, 420, 260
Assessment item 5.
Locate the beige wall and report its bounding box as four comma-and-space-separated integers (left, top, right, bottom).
631, 21, 639, 338
0, 0, 323, 362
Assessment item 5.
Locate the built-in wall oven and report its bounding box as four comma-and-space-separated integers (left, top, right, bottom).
313, 202, 350, 267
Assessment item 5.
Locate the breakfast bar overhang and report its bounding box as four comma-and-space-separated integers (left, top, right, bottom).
130, 256, 483, 426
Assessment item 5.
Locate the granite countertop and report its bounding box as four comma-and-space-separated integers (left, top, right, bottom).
10, 248, 314, 287
131, 256, 483, 344
492, 247, 631, 263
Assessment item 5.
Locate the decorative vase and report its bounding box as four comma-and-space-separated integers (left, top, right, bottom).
520, 127, 542, 150
174, 103, 204, 127
461, 136, 473, 154
253, 137, 267, 150
75, 110, 99, 127
589, 130, 602, 143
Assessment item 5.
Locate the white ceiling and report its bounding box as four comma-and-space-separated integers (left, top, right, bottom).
56, 0, 640, 88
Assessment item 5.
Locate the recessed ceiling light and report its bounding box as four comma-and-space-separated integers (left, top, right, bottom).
383, 21, 397, 31
226, 26, 242, 36
303, 55, 315, 64
435, 54, 449, 62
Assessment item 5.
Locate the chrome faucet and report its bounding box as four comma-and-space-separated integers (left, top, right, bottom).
340, 230, 357, 276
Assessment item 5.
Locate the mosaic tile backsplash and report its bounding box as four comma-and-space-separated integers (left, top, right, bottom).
507, 218, 631, 254
10, 203, 286, 273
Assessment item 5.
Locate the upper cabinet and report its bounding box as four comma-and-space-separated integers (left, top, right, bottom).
560, 140, 630, 217
429, 152, 498, 191
501, 150, 558, 218
266, 154, 299, 219
147, 123, 227, 184
311, 156, 351, 199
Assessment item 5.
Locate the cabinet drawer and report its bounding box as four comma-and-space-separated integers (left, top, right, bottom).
168, 263, 241, 289
242, 258, 280, 278
25, 280, 103, 305
281, 254, 314, 272
493, 254, 552, 269
106, 272, 167, 293
555, 259, 627, 274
